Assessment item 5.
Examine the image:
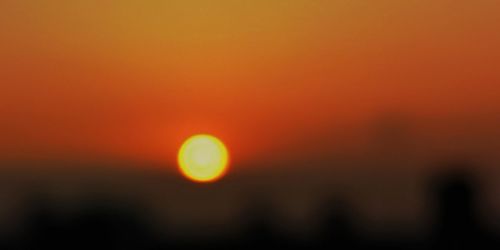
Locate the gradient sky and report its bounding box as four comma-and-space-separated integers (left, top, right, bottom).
1, 0, 500, 168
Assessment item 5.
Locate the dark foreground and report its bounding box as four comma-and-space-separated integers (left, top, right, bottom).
0, 167, 499, 250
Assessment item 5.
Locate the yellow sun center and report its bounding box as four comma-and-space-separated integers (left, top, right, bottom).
177, 134, 229, 182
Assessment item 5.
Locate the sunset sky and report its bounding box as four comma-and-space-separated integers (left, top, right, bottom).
1, 0, 500, 169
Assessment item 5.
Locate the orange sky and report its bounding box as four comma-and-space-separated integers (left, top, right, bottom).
1, 0, 500, 167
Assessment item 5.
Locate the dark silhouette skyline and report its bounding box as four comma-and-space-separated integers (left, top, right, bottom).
0, 160, 498, 249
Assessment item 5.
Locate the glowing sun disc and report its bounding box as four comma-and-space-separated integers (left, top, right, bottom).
177, 134, 229, 182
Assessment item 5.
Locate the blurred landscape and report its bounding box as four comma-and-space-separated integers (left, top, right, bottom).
0, 154, 499, 249
2, 0, 500, 249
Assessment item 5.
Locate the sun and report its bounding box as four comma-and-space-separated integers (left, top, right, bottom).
177, 134, 229, 183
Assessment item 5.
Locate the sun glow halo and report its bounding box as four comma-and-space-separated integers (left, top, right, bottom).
177, 134, 229, 183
